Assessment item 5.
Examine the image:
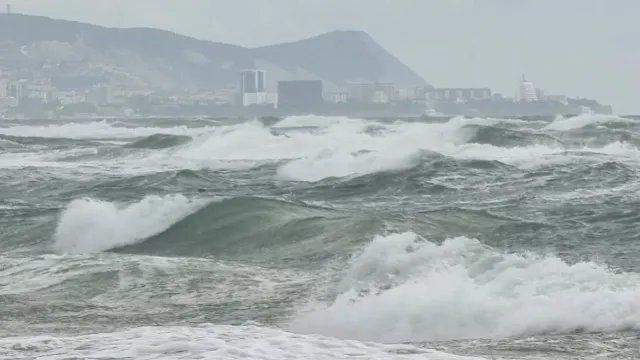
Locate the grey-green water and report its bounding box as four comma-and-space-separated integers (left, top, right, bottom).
0, 114, 639, 360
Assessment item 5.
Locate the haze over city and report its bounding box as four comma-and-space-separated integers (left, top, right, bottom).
4, 2, 640, 360
6, 0, 639, 113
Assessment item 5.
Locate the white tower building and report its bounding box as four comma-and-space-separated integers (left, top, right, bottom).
519, 74, 538, 102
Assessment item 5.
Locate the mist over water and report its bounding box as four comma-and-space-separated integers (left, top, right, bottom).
1, 114, 639, 359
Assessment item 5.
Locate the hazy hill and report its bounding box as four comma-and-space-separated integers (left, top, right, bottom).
0, 14, 430, 92
251, 30, 429, 90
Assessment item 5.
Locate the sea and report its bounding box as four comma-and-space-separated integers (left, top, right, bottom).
0, 114, 639, 360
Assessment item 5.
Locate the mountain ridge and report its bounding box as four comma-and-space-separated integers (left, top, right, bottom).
0, 14, 430, 93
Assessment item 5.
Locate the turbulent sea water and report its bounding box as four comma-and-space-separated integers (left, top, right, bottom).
1, 114, 640, 359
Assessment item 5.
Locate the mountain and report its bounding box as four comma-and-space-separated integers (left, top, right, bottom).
0, 14, 430, 92
251, 30, 430, 92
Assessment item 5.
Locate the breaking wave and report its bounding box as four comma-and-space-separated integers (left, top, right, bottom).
51, 194, 640, 343
289, 232, 640, 342
2, 114, 639, 181
4, 114, 640, 359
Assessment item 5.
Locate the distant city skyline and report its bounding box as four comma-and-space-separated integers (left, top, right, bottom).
2, 0, 639, 113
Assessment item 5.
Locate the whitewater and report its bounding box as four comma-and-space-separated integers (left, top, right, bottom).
1, 114, 639, 359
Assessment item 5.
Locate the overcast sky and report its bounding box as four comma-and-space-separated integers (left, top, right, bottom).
6, 0, 639, 113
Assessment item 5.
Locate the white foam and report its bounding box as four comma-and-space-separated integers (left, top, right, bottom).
0, 252, 311, 315
169, 117, 522, 181
169, 116, 640, 180
542, 114, 633, 131
0, 120, 215, 139
54, 195, 213, 253
289, 232, 640, 343
0, 324, 484, 360
3, 115, 640, 180
272, 114, 355, 128
276, 147, 422, 182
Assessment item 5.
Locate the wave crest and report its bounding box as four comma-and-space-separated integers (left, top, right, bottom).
289, 232, 640, 342
53, 195, 384, 261
53, 195, 210, 253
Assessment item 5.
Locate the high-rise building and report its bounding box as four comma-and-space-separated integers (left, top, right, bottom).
277, 80, 323, 111
240, 69, 266, 94
240, 69, 268, 106
519, 74, 538, 102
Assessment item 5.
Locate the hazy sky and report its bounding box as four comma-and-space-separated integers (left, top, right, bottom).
6, 0, 639, 113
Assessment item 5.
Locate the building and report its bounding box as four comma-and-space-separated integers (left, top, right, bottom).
324, 92, 349, 103
424, 88, 492, 102
8, 82, 24, 99
242, 92, 277, 107
87, 84, 112, 105
413, 87, 429, 100
0, 77, 7, 98
26, 84, 55, 102
240, 69, 266, 93
545, 94, 568, 104
240, 69, 269, 106
519, 75, 538, 102
372, 91, 389, 103
54, 90, 85, 105
277, 80, 323, 110
395, 88, 413, 101
0, 97, 18, 108
348, 81, 396, 103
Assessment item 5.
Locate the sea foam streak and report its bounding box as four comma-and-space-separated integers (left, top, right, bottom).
0, 324, 483, 360
289, 232, 640, 343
